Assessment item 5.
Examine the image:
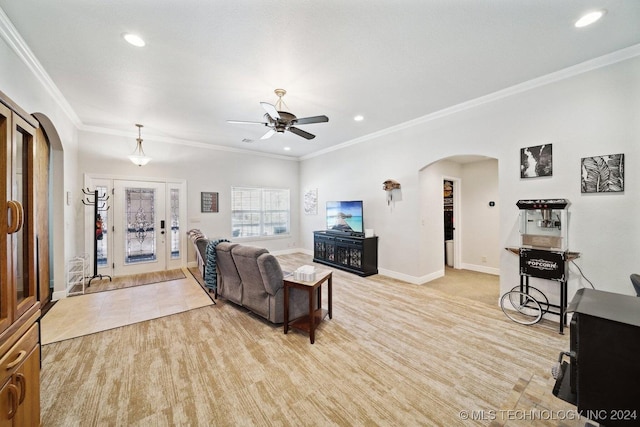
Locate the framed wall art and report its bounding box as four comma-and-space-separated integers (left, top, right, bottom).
581, 153, 624, 193
520, 144, 553, 178
304, 188, 318, 215
201, 191, 219, 213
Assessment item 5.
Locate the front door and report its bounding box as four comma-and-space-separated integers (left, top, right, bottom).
88, 177, 186, 278
113, 180, 167, 276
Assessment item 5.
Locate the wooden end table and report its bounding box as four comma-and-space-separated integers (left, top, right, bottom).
283, 270, 332, 344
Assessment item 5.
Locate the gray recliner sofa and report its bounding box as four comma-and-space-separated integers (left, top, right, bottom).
188, 230, 310, 324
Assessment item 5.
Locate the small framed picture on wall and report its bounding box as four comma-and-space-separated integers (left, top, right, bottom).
201, 192, 219, 213
520, 144, 553, 178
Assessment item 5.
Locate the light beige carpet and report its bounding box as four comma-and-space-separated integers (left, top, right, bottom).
40, 254, 580, 426
424, 266, 501, 307
41, 269, 214, 344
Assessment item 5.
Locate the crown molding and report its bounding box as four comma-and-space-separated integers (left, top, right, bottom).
301, 43, 640, 161
79, 124, 298, 162
0, 7, 82, 126
2, 6, 639, 162
0, 8, 296, 161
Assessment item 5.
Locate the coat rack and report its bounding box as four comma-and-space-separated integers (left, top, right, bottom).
82, 188, 112, 285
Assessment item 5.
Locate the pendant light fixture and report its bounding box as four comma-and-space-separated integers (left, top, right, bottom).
128, 123, 151, 166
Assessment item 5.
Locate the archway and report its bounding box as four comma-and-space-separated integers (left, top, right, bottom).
32, 112, 65, 304
418, 154, 500, 279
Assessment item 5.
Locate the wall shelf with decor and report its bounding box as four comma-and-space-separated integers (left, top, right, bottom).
313, 231, 378, 276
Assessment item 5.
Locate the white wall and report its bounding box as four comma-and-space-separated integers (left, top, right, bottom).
4, 15, 639, 303
300, 135, 422, 279
460, 159, 499, 274
77, 130, 301, 263
300, 54, 640, 302
418, 159, 461, 281
1, 34, 80, 298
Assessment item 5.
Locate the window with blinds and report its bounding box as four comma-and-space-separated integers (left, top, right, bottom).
231, 187, 290, 238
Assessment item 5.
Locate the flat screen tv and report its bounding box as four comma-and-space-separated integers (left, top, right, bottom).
326, 200, 364, 235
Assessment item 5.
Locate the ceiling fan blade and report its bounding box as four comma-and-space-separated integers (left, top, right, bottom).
227, 120, 268, 125
293, 115, 329, 125
260, 129, 277, 140
289, 126, 316, 140
260, 102, 281, 120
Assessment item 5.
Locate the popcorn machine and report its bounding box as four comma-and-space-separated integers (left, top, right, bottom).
503, 199, 578, 334
516, 198, 569, 251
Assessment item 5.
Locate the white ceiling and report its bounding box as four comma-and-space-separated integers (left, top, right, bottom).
1, 1, 639, 158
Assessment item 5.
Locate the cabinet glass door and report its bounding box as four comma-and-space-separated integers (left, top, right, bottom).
0, 104, 11, 333
12, 115, 37, 320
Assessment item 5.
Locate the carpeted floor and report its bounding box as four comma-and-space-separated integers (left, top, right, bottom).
424, 266, 500, 307
40, 254, 580, 426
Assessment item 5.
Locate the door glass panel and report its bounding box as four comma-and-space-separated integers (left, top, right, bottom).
125, 187, 156, 264
170, 188, 180, 260
96, 186, 109, 267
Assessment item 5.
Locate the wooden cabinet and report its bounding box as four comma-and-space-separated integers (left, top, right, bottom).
0, 324, 40, 427
1, 93, 41, 426
313, 231, 378, 276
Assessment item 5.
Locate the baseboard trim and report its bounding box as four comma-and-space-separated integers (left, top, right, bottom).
52, 290, 67, 301
378, 268, 444, 285
460, 263, 500, 275
271, 248, 307, 256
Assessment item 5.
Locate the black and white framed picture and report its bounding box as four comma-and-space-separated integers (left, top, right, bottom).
520, 144, 553, 178
581, 153, 624, 193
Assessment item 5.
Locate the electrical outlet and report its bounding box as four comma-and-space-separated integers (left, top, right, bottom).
482, 256, 487, 263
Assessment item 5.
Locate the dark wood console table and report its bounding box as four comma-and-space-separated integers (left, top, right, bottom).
313, 231, 378, 276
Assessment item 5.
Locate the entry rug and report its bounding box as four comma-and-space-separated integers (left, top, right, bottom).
72, 268, 186, 295
41, 277, 214, 344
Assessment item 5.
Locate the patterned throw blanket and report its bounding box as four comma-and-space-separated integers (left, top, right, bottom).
204, 239, 230, 293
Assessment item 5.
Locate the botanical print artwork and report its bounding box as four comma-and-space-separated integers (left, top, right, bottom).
520, 144, 553, 178
304, 188, 318, 215
581, 153, 624, 193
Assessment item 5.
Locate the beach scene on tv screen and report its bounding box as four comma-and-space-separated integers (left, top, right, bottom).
327, 201, 363, 233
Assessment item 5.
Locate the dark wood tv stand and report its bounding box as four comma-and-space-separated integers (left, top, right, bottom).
313, 231, 378, 276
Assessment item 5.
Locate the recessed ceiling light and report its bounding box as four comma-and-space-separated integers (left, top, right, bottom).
123, 33, 146, 47
574, 10, 606, 28
354, 115, 364, 121
283, 146, 291, 151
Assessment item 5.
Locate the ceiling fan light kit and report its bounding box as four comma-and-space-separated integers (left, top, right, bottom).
228, 89, 329, 141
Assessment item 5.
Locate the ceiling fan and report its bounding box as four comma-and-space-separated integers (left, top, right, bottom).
228, 89, 329, 141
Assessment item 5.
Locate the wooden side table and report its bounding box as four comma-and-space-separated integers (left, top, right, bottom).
283, 270, 332, 344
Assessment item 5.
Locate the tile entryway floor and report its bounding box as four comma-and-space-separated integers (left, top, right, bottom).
41, 268, 214, 344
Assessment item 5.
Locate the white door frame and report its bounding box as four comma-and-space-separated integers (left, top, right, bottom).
83, 174, 187, 278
